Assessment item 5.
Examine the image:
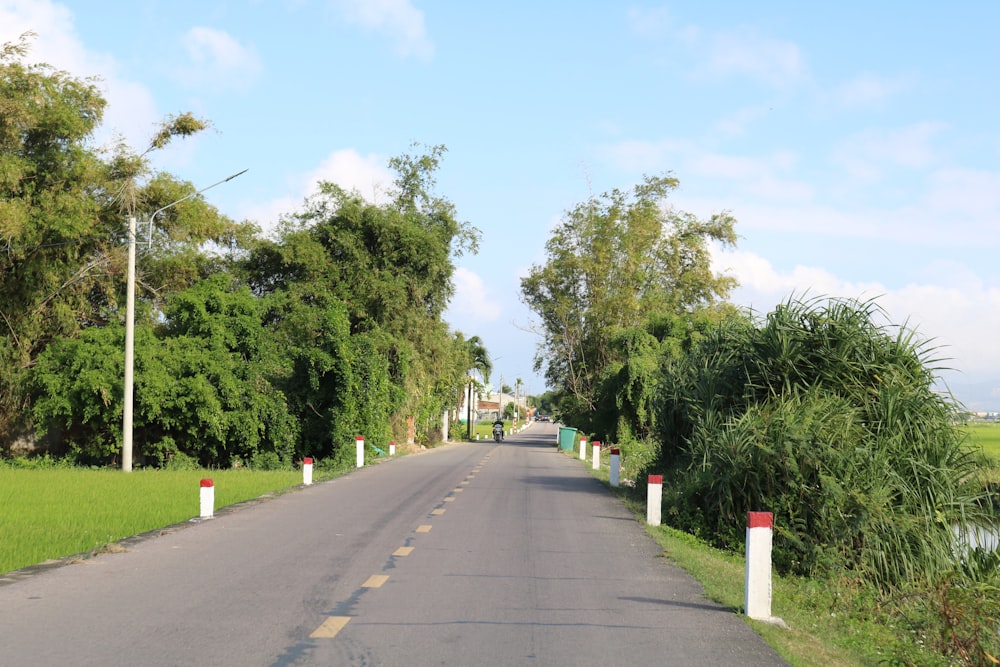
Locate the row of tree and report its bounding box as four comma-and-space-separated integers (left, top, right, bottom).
519, 164, 991, 594
1, 35, 484, 467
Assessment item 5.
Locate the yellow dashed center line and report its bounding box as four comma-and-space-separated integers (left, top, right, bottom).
416, 525, 432, 533
310, 616, 350, 638
453, 488, 463, 493
393, 546, 414, 556
443, 496, 455, 502
460, 480, 470, 485
431, 508, 446, 515
362, 575, 389, 588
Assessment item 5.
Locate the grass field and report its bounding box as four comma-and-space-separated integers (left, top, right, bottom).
0, 468, 302, 574
964, 421, 1000, 461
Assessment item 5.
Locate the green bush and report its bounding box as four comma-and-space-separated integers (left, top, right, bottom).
656, 296, 991, 589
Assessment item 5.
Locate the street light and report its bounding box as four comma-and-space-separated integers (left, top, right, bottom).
122, 169, 247, 471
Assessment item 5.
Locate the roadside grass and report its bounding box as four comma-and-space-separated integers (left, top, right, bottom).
570, 446, 946, 667
0, 468, 312, 575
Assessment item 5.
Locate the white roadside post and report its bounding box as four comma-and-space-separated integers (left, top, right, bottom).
592, 441, 601, 470
646, 475, 662, 526
745, 511, 774, 621
389, 441, 396, 456
579, 436, 587, 461
609, 448, 621, 487
356, 436, 365, 468
303, 458, 313, 485
199, 479, 214, 519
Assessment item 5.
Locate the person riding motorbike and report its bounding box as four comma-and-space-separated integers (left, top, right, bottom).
492, 418, 505, 441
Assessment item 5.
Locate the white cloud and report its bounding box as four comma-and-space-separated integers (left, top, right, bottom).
0, 0, 159, 149
924, 168, 1000, 219
700, 29, 806, 88
333, 0, 433, 60
833, 122, 946, 183
444, 267, 502, 332
605, 140, 813, 204
306, 148, 393, 201
175, 27, 262, 92
830, 72, 910, 109
240, 148, 393, 234
626, 6, 678, 39
713, 105, 771, 137
714, 247, 1000, 380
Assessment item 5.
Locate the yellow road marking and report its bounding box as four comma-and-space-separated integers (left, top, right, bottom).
310, 616, 350, 638
431, 508, 446, 515
466, 474, 475, 479
362, 575, 389, 588
453, 488, 464, 493
416, 525, 432, 533
460, 480, 470, 485
394, 546, 414, 556
443, 496, 455, 502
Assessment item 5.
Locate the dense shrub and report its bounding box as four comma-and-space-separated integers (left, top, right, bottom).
655, 296, 991, 590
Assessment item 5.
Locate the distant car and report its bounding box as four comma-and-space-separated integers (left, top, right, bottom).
535, 414, 550, 422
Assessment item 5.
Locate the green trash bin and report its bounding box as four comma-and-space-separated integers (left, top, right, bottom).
558, 426, 578, 451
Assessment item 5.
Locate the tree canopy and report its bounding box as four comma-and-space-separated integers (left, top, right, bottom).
6, 38, 483, 466
520, 174, 737, 435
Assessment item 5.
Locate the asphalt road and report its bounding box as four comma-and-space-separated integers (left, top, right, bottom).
0, 423, 787, 666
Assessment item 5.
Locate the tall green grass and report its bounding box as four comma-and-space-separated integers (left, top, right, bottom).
0, 468, 301, 574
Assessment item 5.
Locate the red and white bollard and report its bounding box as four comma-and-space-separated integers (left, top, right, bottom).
199, 478, 214, 518
592, 441, 601, 470
579, 436, 587, 461
609, 448, 621, 487
389, 441, 396, 456
356, 436, 365, 468
303, 457, 313, 485
646, 475, 662, 526
745, 512, 774, 621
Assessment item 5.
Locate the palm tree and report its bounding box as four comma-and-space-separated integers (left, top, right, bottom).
453, 334, 491, 438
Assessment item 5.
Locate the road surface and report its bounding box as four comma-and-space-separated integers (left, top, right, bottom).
0, 423, 787, 666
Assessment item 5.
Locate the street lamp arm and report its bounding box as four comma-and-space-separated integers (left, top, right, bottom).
145, 169, 249, 245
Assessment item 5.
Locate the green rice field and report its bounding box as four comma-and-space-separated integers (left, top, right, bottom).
964, 422, 1000, 461
0, 468, 302, 575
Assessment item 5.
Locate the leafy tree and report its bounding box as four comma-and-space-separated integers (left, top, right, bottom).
239, 144, 480, 456
0, 34, 109, 441
520, 174, 737, 433
1, 35, 252, 452
31, 275, 297, 467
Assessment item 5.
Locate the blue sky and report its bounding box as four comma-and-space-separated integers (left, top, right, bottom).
4, 1, 1000, 409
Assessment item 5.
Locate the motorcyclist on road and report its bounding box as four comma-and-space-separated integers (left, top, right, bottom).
492, 418, 505, 441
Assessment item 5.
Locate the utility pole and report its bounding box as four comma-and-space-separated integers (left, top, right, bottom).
122, 169, 247, 471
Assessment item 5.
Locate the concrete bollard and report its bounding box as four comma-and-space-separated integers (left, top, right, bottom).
646, 475, 662, 525
303, 458, 313, 485
199, 478, 214, 518
592, 441, 601, 470
356, 436, 365, 468
610, 448, 620, 487
389, 441, 396, 456
579, 436, 587, 461
745, 512, 774, 621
